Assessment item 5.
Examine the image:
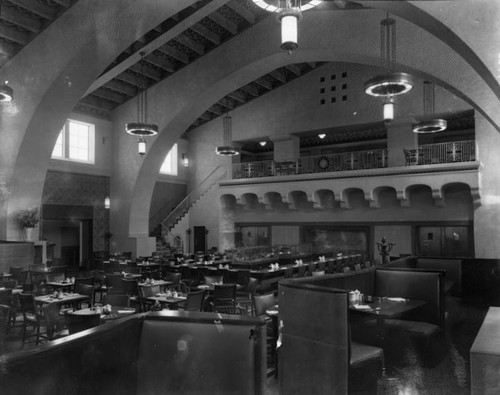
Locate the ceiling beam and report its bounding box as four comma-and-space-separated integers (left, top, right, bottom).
254, 77, 272, 90
129, 62, 162, 82
285, 64, 301, 76
174, 34, 204, 55
0, 5, 41, 33
104, 80, 136, 97
227, 90, 246, 103
227, 0, 255, 24
240, 84, 259, 97
158, 44, 189, 64
269, 70, 286, 83
190, 23, 221, 45
144, 52, 175, 73
51, 0, 71, 7
84, 0, 232, 96
199, 112, 211, 121
307, 62, 317, 69
207, 105, 222, 116
92, 88, 125, 104
114, 71, 148, 88
0, 39, 17, 59
80, 95, 116, 112
217, 97, 235, 111
207, 11, 238, 35
7, 0, 54, 20
0, 24, 29, 45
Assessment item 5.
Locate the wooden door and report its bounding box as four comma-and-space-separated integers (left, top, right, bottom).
194, 226, 206, 254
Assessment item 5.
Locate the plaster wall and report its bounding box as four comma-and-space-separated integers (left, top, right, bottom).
474, 113, 500, 258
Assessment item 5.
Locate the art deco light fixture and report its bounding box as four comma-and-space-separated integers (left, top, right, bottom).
104, 196, 110, 209
216, 113, 239, 156
0, 81, 13, 102
125, 52, 158, 155
252, 0, 322, 51
259, 141, 267, 146
365, 15, 413, 121
413, 81, 447, 134
318, 133, 326, 139
182, 153, 189, 167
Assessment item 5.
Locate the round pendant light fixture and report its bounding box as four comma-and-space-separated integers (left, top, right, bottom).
216, 113, 240, 156
252, 0, 322, 51
365, 15, 413, 122
125, 52, 158, 155
413, 81, 447, 134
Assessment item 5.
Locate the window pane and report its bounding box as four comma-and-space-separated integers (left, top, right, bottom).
160, 143, 178, 175
51, 130, 64, 158
68, 121, 89, 161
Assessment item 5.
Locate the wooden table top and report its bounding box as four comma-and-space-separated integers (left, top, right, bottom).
35, 293, 88, 305
349, 296, 426, 319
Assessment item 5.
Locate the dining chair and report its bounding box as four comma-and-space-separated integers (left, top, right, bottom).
0, 287, 17, 329
65, 312, 101, 335
74, 276, 94, 287
236, 277, 259, 315
123, 266, 141, 275
312, 270, 325, 277
283, 267, 294, 279
253, 293, 278, 377
163, 272, 182, 291
103, 293, 130, 308
253, 293, 276, 317
212, 284, 237, 314
42, 303, 68, 341
9, 266, 25, 283
90, 270, 107, 303
307, 262, 315, 276
29, 270, 49, 295
121, 278, 140, 310
73, 283, 95, 308
318, 261, 326, 272
18, 292, 47, 345
0, 304, 10, 355
297, 266, 306, 278
138, 285, 161, 311
179, 290, 205, 312
106, 273, 125, 294
0, 279, 18, 289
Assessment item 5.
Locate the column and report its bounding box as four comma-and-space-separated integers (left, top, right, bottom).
386, 118, 418, 167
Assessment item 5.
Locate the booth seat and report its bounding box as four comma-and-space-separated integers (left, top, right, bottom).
383, 256, 462, 295
297, 267, 445, 338
0, 311, 267, 395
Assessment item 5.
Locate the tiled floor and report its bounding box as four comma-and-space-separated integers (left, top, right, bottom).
3, 294, 490, 394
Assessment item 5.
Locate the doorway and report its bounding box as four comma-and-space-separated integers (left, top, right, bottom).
193, 226, 206, 254
417, 225, 472, 257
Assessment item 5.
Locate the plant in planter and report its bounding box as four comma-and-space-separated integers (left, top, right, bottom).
17, 208, 40, 241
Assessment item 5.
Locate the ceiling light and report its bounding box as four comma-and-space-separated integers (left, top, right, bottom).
125, 52, 158, 154
259, 141, 267, 146
0, 81, 13, 102
318, 134, 326, 139
364, 15, 413, 121
252, 1, 322, 52
182, 153, 189, 167
413, 81, 447, 134
216, 113, 240, 156
104, 196, 110, 209
138, 137, 147, 155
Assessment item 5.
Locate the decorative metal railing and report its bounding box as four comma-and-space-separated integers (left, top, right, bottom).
161, 165, 228, 231
403, 140, 475, 166
231, 149, 388, 179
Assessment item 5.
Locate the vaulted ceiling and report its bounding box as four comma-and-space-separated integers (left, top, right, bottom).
0, 0, 365, 130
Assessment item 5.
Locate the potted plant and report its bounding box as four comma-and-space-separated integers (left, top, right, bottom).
17, 207, 40, 241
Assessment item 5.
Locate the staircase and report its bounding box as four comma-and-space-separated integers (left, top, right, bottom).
160, 165, 228, 236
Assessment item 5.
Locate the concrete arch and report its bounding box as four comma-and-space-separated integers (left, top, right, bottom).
372, 186, 399, 209
405, 184, 435, 207
288, 190, 312, 211
220, 194, 237, 210
340, 187, 369, 210
263, 191, 286, 210
240, 193, 260, 210
313, 189, 337, 209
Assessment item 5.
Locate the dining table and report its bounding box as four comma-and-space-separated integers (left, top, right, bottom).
145, 292, 187, 309
70, 306, 137, 322
45, 279, 75, 290
349, 295, 427, 344
138, 280, 174, 292
196, 283, 243, 292
34, 292, 89, 306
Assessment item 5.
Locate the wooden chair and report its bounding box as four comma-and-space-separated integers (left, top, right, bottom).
163, 272, 182, 291
179, 290, 205, 312
73, 283, 94, 308
121, 278, 140, 310
91, 270, 107, 303
204, 275, 223, 285
212, 284, 237, 314
42, 303, 68, 341
106, 273, 125, 294
237, 277, 259, 315
253, 293, 278, 377
103, 293, 130, 308
74, 276, 94, 287
0, 304, 10, 355
297, 266, 306, 278
65, 312, 101, 335
138, 285, 161, 312
18, 293, 47, 345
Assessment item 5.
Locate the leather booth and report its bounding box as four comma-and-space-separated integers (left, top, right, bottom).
0, 311, 267, 395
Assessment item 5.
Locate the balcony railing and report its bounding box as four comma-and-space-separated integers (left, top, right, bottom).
231, 149, 388, 179
403, 140, 475, 166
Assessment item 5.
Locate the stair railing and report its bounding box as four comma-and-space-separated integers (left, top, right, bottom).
149, 198, 175, 234
161, 165, 228, 231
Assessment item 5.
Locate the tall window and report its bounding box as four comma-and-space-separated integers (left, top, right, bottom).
51, 119, 95, 163
160, 143, 178, 175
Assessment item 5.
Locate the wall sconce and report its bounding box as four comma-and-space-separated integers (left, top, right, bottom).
0, 81, 13, 102
182, 153, 189, 167
138, 137, 147, 155
104, 196, 110, 209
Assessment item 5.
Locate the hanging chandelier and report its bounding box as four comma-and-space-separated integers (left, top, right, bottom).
215, 113, 240, 156
0, 81, 13, 102
413, 81, 447, 134
125, 52, 158, 154
365, 15, 413, 121
252, 0, 322, 51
